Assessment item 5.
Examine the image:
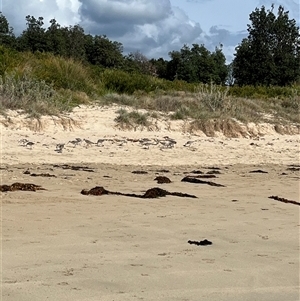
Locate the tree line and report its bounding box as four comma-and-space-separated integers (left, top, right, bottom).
0, 5, 299, 86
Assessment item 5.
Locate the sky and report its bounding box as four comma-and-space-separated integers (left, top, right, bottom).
1, 0, 299, 62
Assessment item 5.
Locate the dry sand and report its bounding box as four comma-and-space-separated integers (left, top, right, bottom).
1, 105, 300, 301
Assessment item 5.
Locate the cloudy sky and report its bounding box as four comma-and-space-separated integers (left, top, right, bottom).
1, 0, 299, 62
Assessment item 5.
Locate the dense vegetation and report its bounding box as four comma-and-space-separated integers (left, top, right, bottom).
1, 13, 228, 83
0, 5, 299, 132
233, 5, 300, 86
1, 5, 299, 86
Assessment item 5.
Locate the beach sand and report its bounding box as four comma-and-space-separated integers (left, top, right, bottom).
1, 106, 299, 300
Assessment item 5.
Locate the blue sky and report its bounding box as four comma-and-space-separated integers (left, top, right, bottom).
2, 0, 299, 62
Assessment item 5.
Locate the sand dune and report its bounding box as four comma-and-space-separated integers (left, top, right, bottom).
1, 105, 299, 166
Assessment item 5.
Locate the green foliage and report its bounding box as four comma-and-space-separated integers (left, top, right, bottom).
124, 51, 156, 75
17, 15, 48, 53
229, 84, 300, 99
233, 5, 300, 86
31, 52, 101, 95
101, 69, 152, 94
65, 25, 87, 61
46, 19, 69, 57
0, 12, 16, 48
0, 45, 20, 76
166, 44, 227, 84
100, 69, 198, 94
0, 12, 229, 86
85, 34, 124, 68
149, 57, 168, 78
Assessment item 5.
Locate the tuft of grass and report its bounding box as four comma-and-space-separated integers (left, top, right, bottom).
195, 82, 229, 112
114, 108, 150, 129
0, 71, 71, 117
170, 105, 191, 120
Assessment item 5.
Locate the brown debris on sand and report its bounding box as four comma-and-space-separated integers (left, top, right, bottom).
142, 188, 169, 198
53, 164, 94, 172
249, 170, 268, 174
132, 170, 148, 174
188, 239, 213, 246
81, 186, 197, 199
181, 176, 225, 187
30, 173, 56, 177
0, 183, 46, 192
190, 170, 204, 174
190, 175, 217, 179
206, 170, 221, 175
155, 169, 170, 173
268, 195, 300, 206
24, 170, 56, 177
154, 176, 172, 184
287, 167, 300, 171
81, 186, 112, 196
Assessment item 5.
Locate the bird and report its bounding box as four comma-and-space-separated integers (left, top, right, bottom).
96, 139, 105, 147
83, 139, 95, 148
183, 140, 195, 147
159, 137, 177, 149
26, 141, 35, 149
68, 138, 81, 148
140, 139, 159, 149
18, 138, 29, 146
55, 143, 65, 153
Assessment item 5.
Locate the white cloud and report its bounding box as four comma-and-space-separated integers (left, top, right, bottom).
2, 0, 80, 34
79, 0, 172, 25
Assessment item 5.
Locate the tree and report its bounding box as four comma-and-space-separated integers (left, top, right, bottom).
17, 15, 48, 52
211, 45, 228, 85
45, 19, 68, 56
0, 12, 15, 48
65, 24, 86, 61
150, 57, 168, 79
166, 50, 181, 80
85, 35, 124, 68
233, 5, 300, 86
166, 44, 227, 84
124, 51, 156, 75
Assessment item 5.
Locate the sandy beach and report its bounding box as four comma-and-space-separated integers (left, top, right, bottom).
1, 105, 299, 301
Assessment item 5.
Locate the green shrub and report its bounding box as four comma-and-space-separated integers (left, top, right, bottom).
0, 71, 70, 116
101, 69, 153, 94
31, 53, 101, 95
0, 46, 23, 76
228, 85, 300, 99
